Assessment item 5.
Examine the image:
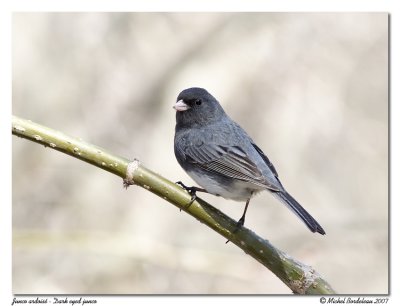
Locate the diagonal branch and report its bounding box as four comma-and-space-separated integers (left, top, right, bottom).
12, 115, 335, 294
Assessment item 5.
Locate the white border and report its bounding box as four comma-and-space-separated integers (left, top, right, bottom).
1, 0, 397, 12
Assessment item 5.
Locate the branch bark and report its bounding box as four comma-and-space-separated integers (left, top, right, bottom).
12, 115, 335, 294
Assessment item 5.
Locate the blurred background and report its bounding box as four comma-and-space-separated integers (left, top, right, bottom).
12, 13, 388, 294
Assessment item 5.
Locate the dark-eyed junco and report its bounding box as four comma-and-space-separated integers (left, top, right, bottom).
173, 87, 325, 235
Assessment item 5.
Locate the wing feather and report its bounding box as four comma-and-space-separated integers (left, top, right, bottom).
180, 140, 280, 190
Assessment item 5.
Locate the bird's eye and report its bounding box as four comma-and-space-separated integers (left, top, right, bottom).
195, 99, 202, 106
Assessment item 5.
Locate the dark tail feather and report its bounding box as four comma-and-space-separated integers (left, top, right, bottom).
274, 191, 326, 235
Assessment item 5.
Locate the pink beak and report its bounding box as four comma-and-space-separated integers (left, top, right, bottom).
173, 100, 190, 112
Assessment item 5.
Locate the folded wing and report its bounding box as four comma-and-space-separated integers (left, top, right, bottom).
176, 140, 282, 191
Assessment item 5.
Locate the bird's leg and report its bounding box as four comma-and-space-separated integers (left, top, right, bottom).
175, 181, 207, 205
227, 197, 251, 243
237, 198, 250, 227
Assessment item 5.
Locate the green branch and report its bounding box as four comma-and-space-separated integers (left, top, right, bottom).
12, 115, 335, 294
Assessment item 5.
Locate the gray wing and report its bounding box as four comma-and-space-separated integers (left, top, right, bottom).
175, 139, 282, 191
251, 142, 279, 178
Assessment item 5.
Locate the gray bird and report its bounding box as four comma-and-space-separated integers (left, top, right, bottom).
173, 87, 325, 235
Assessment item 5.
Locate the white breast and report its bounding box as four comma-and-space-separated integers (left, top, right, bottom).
186, 170, 264, 201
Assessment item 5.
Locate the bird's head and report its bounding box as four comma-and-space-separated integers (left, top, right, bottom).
174, 87, 226, 128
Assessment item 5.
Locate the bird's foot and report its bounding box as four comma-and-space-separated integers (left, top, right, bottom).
176, 181, 198, 204
225, 216, 246, 244
236, 216, 245, 228
176, 181, 209, 210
